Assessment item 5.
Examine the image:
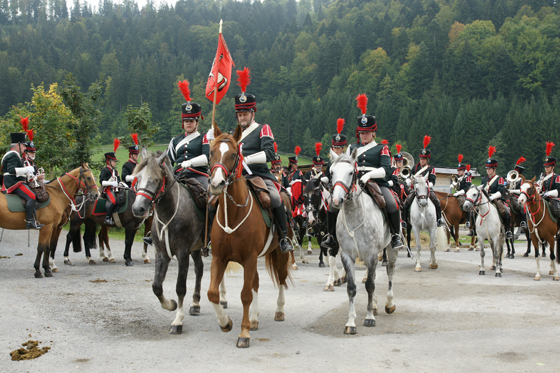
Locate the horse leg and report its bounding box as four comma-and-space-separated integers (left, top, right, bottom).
219, 279, 228, 309
341, 252, 357, 334
523, 229, 531, 257
189, 250, 203, 315
49, 226, 62, 272
298, 226, 307, 264
63, 221, 81, 265
532, 233, 541, 281
446, 224, 452, 251
493, 237, 502, 277
318, 246, 325, 268
429, 227, 438, 269
307, 231, 313, 254
381, 248, 388, 267
478, 233, 486, 275
363, 255, 378, 327
385, 244, 397, 314
143, 219, 151, 264
39, 228, 54, 278
413, 226, 422, 272
152, 251, 177, 311
454, 223, 461, 252
123, 227, 136, 266
249, 271, 260, 331
407, 225, 412, 258
208, 257, 232, 331
237, 257, 257, 348
102, 226, 116, 263
505, 236, 512, 259
548, 237, 559, 280
290, 251, 298, 271
324, 255, 337, 291
169, 249, 191, 334
274, 248, 290, 322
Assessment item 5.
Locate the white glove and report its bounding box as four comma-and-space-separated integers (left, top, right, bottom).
388, 180, 394, 187
181, 160, 192, 169
119, 181, 128, 188
359, 168, 386, 184
428, 182, 434, 188
453, 190, 465, 197
543, 190, 558, 198
287, 187, 292, 196
510, 189, 520, 195
125, 175, 135, 182
489, 192, 501, 201
15, 167, 29, 177
26, 166, 35, 173
206, 127, 215, 141
543, 191, 551, 197
320, 177, 329, 184
102, 180, 118, 187
244, 151, 267, 165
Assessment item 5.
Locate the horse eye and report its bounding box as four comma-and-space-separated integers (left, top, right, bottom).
210, 151, 214, 156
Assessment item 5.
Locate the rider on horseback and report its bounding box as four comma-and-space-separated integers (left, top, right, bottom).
227, 67, 293, 253
100, 139, 122, 226
452, 154, 473, 233
482, 146, 513, 239
388, 144, 411, 205
305, 144, 325, 181
402, 135, 443, 228
324, 119, 347, 188
540, 142, 560, 219
1, 130, 44, 229
122, 133, 140, 188
507, 156, 529, 230
322, 95, 404, 251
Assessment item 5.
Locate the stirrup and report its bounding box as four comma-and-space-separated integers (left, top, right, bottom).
520, 221, 528, 229
465, 221, 471, 228
506, 231, 513, 239
280, 237, 293, 253
391, 234, 404, 249
143, 236, 153, 246
437, 218, 444, 227
401, 221, 407, 229
104, 217, 114, 225
26, 220, 44, 230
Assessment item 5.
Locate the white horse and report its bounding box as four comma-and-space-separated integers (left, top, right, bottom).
463, 186, 504, 277
409, 174, 439, 271
330, 151, 396, 334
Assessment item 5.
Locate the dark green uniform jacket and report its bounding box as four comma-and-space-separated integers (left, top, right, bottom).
481, 175, 506, 201
348, 141, 391, 188
238, 122, 276, 181
166, 131, 209, 176
122, 159, 137, 187
1, 150, 26, 193
411, 163, 437, 185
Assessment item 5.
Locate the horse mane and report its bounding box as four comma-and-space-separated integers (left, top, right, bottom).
133, 150, 170, 181
331, 153, 353, 167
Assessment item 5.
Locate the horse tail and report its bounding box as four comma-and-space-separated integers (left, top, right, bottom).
225, 261, 243, 275
556, 234, 560, 264
265, 249, 293, 289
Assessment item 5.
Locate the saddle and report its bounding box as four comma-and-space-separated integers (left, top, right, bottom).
29, 181, 49, 203
183, 178, 207, 210
246, 176, 271, 209
509, 194, 523, 215
365, 181, 386, 209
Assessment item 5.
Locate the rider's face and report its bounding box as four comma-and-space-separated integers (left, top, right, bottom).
332, 146, 343, 155
27, 151, 36, 160
109, 160, 117, 168
237, 111, 253, 128
396, 160, 403, 169
457, 170, 465, 177
314, 164, 322, 172
420, 158, 428, 166
182, 119, 198, 134
131, 153, 139, 162
545, 165, 554, 174
486, 167, 495, 177
359, 131, 373, 144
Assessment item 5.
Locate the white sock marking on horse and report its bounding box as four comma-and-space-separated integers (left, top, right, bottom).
326, 255, 337, 287
219, 279, 227, 304
212, 302, 230, 327
249, 289, 259, 324
171, 302, 184, 326
276, 285, 285, 314
49, 257, 57, 270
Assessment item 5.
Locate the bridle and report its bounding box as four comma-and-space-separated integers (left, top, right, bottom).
465, 186, 492, 221
57, 167, 98, 215
209, 138, 242, 187
331, 160, 360, 202
520, 181, 547, 231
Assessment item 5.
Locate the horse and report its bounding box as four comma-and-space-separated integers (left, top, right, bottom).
329, 151, 396, 334
517, 178, 559, 281
304, 176, 347, 290
409, 175, 439, 272
463, 186, 505, 277
131, 149, 205, 334
435, 191, 477, 251
0, 164, 99, 278
207, 124, 292, 348
59, 187, 147, 266
505, 186, 532, 259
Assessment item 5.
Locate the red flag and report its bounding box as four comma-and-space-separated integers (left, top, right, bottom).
205, 33, 235, 105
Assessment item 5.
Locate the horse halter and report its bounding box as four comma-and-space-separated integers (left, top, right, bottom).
465, 186, 482, 207
331, 160, 358, 201
137, 175, 166, 208
210, 138, 241, 185
520, 182, 538, 204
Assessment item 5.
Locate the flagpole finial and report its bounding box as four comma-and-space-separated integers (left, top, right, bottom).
219, 19, 223, 34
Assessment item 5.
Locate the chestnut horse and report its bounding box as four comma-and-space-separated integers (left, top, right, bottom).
517, 178, 560, 281
435, 191, 476, 251
0, 164, 99, 278
207, 124, 292, 348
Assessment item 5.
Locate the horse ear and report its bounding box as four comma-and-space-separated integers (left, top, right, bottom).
157, 151, 168, 167
350, 148, 357, 161
477, 185, 483, 191
141, 146, 148, 159
232, 124, 242, 142
330, 148, 339, 162
530, 176, 536, 183
213, 121, 222, 137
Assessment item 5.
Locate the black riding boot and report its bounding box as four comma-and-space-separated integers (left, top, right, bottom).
25, 200, 44, 230
104, 203, 116, 225
465, 211, 471, 228
504, 212, 513, 239
202, 205, 217, 256
520, 214, 528, 229
272, 206, 293, 253
387, 209, 404, 249
320, 210, 339, 249
430, 193, 443, 227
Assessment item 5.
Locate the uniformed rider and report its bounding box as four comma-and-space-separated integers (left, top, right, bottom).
451, 154, 473, 231
271, 143, 288, 187
540, 142, 560, 218
324, 118, 347, 185
388, 144, 411, 204
481, 146, 513, 239
508, 156, 528, 230
122, 133, 140, 188
402, 135, 443, 227
99, 139, 122, 226
305, 143, 325, 181
1, 131, 44, 229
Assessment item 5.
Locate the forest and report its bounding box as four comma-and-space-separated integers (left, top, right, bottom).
1, 0, 560, 177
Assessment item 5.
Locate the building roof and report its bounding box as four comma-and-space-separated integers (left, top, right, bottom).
434, 167, 481, 177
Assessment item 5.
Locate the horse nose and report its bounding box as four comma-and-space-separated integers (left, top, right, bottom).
210, 178, 225, 189
133, 205, 145, 217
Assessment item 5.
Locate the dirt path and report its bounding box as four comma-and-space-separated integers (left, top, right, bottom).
1, 229, 559, 372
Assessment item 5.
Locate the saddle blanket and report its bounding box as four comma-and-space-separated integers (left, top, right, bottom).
4, 194, 51, 213
92, 191, 129, 216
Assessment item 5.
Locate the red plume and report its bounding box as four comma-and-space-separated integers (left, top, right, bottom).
546, 141, 555, 157
20, 117, 29, 132
423, 135, 431, 149
458, 154, 463, 163
381, 139, 389, 145
396, 144, 402, 154
131, 133, 139, 146
466, 164, 471, 172
337, 118, 344, 135
236, 67, 251, 93
294, 146, 301, 157
516, 156, 526, 165
113, 138, 120, 152
274, 142, 278, 154
488, 145, 496, 158
27, 129, 34, 142
315, 142, 322, 156
356, 94, 368, 115
177, 80, 191, 102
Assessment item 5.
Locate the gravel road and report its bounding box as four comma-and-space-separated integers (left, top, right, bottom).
1, 229, 559, 372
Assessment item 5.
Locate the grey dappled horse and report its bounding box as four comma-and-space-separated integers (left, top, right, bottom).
410, 174, 438, 272
330, 151, 396, 334
131, 149, 205, 334
463, 185, 504, 277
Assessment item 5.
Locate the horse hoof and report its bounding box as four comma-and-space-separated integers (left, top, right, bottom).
291, 264, 298, 270
534, 276, 541, 281
363, 319, 376, 327
373, 307, 378, 316
237, 337, 250, 348
144, 258, 151, 264
64, 259, 72, 265
274, 312, 285, 321
549, 271, 555, 275
454, 249, 460, 252
44, 271, 53, 278
553, 276, 559, 281
468, 247, 474, 251
490, 265, 496, 270
495, 273, 502, 277
302, 260, 309, 264
523, 253, 529, 257
382, 260, 388, 267
333, 279, 342, 287
52, 268, 59, 273
385, 304, 396, 314
319, 262, 325, 268
362, 277, 367, 283
189, 305, 200, 316
102, 257, 109, 262
169, 299, 178, 312
221, 317, 233, 332
109, 258, 116, 263
429, 264, 438, 269
169, 325, 182, 334
479, 270, 485, 275
307, 249, 313, 255
414, 267, 421, 272
250, 321, 259, 330
343, 326, 357, 335
220, 301, 228, 309
323, 285, 334, 292
342, 276, 347, 284
89, 260, 96, 265
34, 271, 43, 278
445, 249, 450, 252
125, 259, 134, 266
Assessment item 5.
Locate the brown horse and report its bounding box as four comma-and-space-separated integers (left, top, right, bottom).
207, 124, 292, 348
0, 164, 99, 278
518, 178, 560, 281
435, 191, 476, 251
